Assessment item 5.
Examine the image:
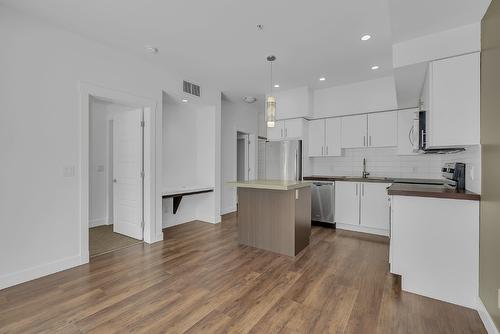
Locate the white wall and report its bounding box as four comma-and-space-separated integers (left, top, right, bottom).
221, 98, 262, 214
162, 96, 217, 228
392, 23, 481, 68
0, 6, 221, 289
310, 145, 481, 193
313, 76, 398, 118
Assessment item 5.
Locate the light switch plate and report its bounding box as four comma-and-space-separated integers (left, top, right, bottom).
63, 165, 75, 177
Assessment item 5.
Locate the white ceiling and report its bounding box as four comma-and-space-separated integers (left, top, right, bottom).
0, 0, 492, 98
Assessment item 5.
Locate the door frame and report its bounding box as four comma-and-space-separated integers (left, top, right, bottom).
79, 82, 159, 264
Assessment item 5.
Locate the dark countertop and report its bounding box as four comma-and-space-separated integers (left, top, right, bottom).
387, 183, 480, 201
304, 175, 445, 185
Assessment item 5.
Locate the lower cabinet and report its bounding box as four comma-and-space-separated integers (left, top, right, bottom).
335, 181, 390, 236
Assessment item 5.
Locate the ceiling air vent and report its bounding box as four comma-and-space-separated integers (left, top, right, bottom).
183, 80, 201, 97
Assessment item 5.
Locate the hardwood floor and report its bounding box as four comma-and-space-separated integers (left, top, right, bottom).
0, 215, 486, 333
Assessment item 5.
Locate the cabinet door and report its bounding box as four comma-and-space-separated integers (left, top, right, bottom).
283, 118, 303, 139
308, 119, 325, 157
368, 111, 397, 147
266, 120, 284, 140
360, 183, 390, 231
429, 52, 480, 147
335, 182, 360, 226
397, 109, 418, 155
341, 114, 367, 148
325, 118, 342, 156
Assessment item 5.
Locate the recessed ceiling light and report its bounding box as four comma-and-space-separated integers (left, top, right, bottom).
144, 45, 159, 54
319, 77, 326, 81
361, 35, 371, 41
182, 99, 188, 103
274, 84, 280, 88
371, 65, 379, 70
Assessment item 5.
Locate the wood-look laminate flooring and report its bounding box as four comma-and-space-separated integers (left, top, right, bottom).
89, 225, 143, 257
0, 215, 486, 334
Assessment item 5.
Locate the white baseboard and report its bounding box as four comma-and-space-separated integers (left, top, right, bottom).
89, 218, 107, 228
477, 297, 500, 334
0, 255, 84, 290
221, 206, 237, 215
336, 223, 389, 237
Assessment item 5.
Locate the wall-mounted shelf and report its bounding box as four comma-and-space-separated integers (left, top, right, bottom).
162, 186, 214, 214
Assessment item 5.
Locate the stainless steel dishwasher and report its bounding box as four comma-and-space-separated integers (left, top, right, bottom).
311, 181, 335, 227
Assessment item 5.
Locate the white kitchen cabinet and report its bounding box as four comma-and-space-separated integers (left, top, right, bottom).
397, 108, 419, 155
325, 118, 342, 156
367, 111, 397, 147
266, 120, 284, 140
335, 181, 390, 236
266, 118, 305, 140
334, 182, 360, 226
360, 183, 390, 230
308, 118, 342, 157
422, 52, 480, 147
341, 114, 367, 148
274, 86, 312, 120
308, 119, 324, 157
341, 112, 397, 149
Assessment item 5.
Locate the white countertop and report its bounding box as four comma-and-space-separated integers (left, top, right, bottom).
162, 185, 214, 197
227, 180, 312, 191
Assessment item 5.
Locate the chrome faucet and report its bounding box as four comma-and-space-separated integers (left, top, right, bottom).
362, 158, 370, 178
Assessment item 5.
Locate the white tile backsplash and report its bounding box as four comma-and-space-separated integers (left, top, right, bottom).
310, 145, 481, 193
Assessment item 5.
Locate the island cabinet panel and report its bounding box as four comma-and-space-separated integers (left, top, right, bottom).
237, 187, 311, 257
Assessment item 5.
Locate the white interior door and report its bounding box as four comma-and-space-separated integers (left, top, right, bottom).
113, 108, 144, 240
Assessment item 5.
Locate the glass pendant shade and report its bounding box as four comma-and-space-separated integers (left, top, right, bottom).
266, 95, 276, 128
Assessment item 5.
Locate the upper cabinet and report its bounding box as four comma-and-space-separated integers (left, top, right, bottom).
274, 86, 312, 120
341, 114, 367, 148
267, 118, 306, 141
341, 111, 397, 149
421, 52, 480, 147
308, 118, 341, 157
368, 111, 397, 147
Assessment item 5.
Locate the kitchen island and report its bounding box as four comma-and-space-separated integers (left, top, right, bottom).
228, 180, 312, 257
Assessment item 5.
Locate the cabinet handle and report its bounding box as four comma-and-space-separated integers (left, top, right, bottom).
281, 128, 283, 138
363, 135, 366, 147
285, 128, 288, 137
362, 183, 364, 196
321, 146, 324, 155
369, 136, 372, 146
356, 184, 358, 196
326, 146, 328, 155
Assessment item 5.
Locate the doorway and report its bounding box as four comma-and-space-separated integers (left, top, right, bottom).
89, 97, 144, 257
237, 132, 249, 181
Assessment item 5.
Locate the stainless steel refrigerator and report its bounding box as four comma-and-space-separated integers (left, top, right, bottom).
260, 140, 302, 181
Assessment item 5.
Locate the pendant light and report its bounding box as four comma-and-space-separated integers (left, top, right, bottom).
266, 55, 277, 128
